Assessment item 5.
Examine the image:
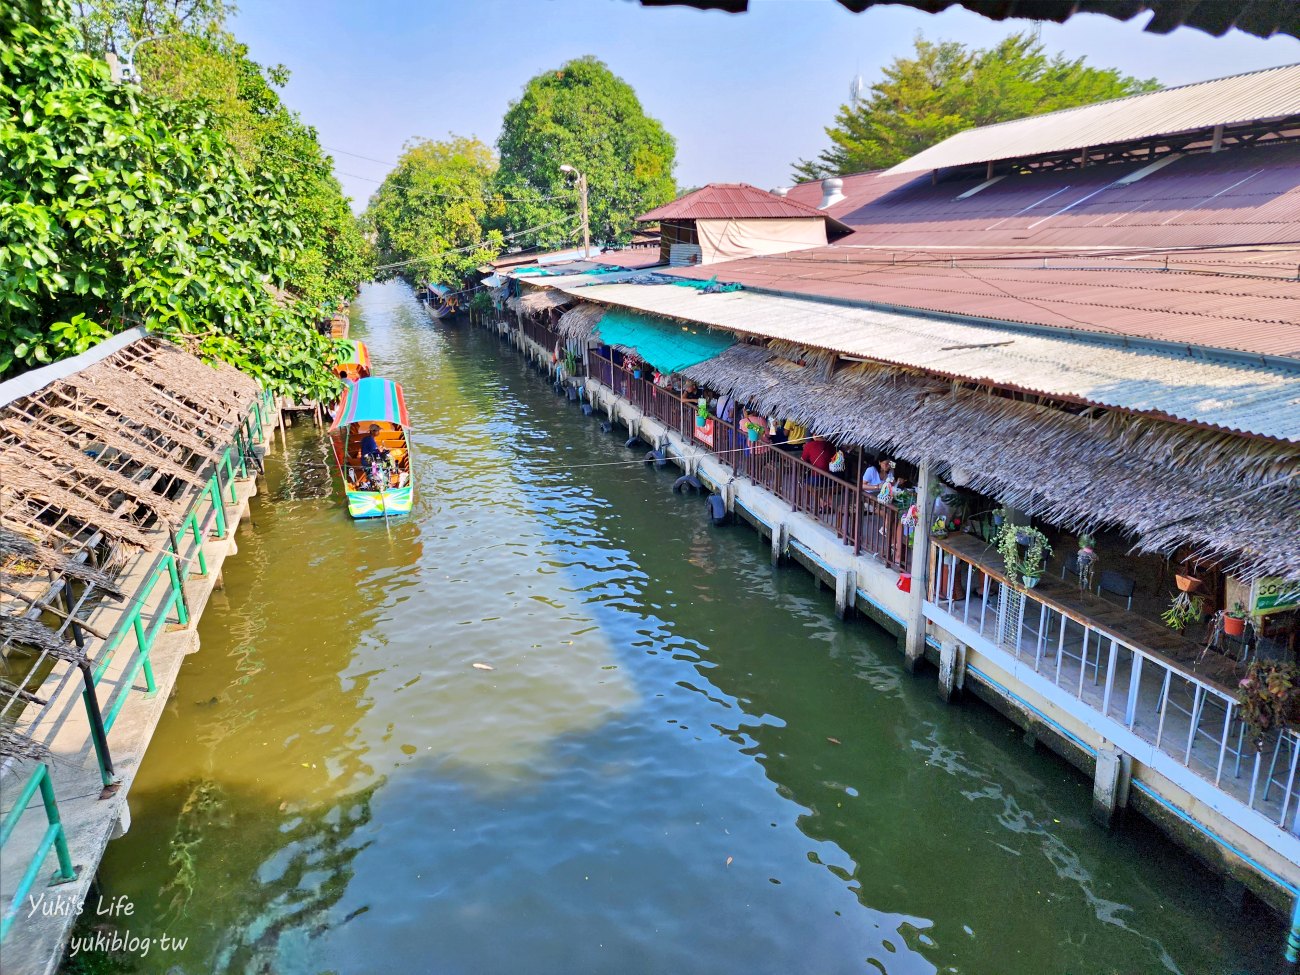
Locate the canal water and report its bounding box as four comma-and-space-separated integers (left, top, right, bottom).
72, 281, 1272, 974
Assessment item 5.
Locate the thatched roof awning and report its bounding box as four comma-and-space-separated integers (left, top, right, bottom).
683, 342, 1300, 581
507, 290, 575, 316
557, 304, 606, 343
559, 283, 1300, 444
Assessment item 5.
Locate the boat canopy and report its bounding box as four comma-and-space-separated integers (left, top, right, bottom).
330, 376, 409, 430
338, 339, 371, 370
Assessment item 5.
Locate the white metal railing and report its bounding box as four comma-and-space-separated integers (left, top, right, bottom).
926, 541, 1300, 837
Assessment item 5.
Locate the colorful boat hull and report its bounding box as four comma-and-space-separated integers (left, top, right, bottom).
345, 485, 414, 519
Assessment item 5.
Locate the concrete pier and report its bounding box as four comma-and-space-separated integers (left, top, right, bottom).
0, 428, 273, 975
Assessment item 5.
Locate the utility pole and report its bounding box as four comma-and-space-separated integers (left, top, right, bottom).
578, 171, 590, 259
560, 164, 591, 258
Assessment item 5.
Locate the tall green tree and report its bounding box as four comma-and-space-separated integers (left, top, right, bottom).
364, 137, 504, 287
497, 57, 677, 249
791, 32, 1159, 181
0, 0, 341, 399
74, 0, 372, 308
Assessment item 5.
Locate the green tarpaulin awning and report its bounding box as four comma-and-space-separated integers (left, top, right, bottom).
594, 307, 734, 374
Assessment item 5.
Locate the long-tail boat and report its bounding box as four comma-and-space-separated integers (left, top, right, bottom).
329, 377, 414, 519
334, 339, 372, 382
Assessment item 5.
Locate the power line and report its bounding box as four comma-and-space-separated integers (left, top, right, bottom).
372, 215, 577, 271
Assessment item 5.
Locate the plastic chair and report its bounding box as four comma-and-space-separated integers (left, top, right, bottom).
1097, 570, 1136, 610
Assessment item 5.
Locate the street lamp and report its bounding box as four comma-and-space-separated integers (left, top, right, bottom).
559, 164, 590, 259
107, 33, 171, 85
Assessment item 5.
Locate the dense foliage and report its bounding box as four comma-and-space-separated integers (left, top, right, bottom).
496, 57, 677, 249
0, 0, 367, 398
791, 32, 1159, 181
364, 137, 505, 288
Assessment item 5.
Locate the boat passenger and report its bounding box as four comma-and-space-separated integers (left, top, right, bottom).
361, 424, 384, 459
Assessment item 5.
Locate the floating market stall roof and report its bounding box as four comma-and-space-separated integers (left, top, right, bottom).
557, 281, 1300, 444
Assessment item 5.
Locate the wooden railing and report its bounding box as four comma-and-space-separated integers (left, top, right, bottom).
586, 350, 909, 569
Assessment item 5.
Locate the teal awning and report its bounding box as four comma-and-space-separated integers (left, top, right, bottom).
594, 307, 734, 375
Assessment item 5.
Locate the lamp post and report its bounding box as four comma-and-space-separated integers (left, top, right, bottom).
559, 164, 590, 259
107, 33, 172, 85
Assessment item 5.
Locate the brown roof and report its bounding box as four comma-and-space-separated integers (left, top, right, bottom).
665, 244, 1300, 359
590, 248, 664, 270
665, 143, 1300, 359
638, 183, 842, 223
637, 0, 1300, 40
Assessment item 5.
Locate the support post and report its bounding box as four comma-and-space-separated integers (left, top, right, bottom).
904, 456, 935, 671
78, 661, 116, 788
770, 522, 786, 567
938, 641, 966, 703
1285, 893, 1300, 973
834, 568, 856, 620
1092, 743, 1131, 828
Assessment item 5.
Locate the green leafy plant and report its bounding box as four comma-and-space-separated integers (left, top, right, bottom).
2, 0, 366, 400
1161, 592, 1204, 631
792, 31, 1159, 180
993, 522, 1051, 586
496, 56, 678, 248
1237, 660, 1300, 751
1227, 601, 1246, 620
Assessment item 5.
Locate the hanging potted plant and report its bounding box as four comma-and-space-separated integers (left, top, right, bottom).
1076, 532, 1098, 592
1161, 591, 1204, 632
1175, 568, 1205, 593
1223, 601, 1248, 638
1237, 659, 1300, 752
993, 522, 1052, 590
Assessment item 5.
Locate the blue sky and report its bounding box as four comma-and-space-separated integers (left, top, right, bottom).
230, 1, 1300, 212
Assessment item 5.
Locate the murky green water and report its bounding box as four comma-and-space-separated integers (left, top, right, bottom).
71, 282, 1274, 974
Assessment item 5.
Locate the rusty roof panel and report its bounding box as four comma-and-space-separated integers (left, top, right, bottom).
638, 183, 837, 222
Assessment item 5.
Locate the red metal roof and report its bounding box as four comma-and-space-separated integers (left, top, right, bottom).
589, 248, 664, 270
638, 183, 841, 223
665, 244, 1300, 359
661, 143, 1300, 359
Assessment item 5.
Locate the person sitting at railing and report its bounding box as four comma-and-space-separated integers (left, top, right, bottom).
863, 458, 894, 491
783, 418, 809, 446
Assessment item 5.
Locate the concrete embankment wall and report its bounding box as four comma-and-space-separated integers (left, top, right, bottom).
0, 418, 275, 975
494, 315, 1297, 920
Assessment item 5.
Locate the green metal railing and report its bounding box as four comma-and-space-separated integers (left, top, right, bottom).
79, 400, 267, 786
0, 764, 77, 942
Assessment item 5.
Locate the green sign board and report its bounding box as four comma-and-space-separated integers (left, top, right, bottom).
1251, 577, 1300, 616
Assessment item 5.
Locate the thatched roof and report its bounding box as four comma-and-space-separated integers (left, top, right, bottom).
508, 290, 575, 316
0, 615, 85, 664
557, 304, 606, 343
0, 525, 122, 596
0, 724, 47, 762
682, 342, 1300, 581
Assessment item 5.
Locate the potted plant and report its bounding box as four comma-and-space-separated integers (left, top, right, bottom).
931, 515, 950, 539
993, 522, 1051, 590
1223, 601, 1248, 637
1237, 659, 1300, 751
1175, 569, 1205, 593
1161, 591, 1204, 632
1076, 532, 1098, 591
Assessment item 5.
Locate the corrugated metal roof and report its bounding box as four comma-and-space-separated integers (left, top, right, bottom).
884, 63, 1300, 176
556, 281, 1300, 442
664, 244, 1300, 359
638, 183, 841, 223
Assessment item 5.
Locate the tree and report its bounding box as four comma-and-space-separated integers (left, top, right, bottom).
73, 0, 373, 309
0, 0, 343, 400
364, 137, 504, 287
791, 32, 1160, 181
496, 57, 677, 249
